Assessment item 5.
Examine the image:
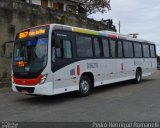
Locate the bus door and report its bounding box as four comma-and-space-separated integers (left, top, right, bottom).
51, 31, 77, 92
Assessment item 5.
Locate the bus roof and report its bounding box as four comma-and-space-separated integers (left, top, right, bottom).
21, 24, 154, 44
50, 24, 155, 45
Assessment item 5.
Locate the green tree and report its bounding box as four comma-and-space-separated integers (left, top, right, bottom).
79, 0, 111, 16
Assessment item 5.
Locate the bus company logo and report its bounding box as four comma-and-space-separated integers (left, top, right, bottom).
87, 63, 98, 69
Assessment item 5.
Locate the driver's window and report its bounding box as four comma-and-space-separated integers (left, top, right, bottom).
55, 48, 62, 58
55, 39, 72, 59
63, 40, 72, 58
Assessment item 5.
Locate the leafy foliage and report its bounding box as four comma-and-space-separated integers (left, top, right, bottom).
79, 0, 111, 15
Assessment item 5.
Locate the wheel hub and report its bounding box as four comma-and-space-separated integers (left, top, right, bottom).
81, 80, 89, 93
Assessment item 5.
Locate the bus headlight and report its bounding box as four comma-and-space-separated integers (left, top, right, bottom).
39, 74, 48, 85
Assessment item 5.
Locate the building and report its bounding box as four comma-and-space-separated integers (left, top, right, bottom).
19, 0, 87, 15
0, 0, 116, 83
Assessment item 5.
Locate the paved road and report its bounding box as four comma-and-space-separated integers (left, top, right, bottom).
0, 71, 160, 122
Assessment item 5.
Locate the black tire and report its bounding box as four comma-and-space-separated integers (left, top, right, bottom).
77, 75, 92, 97
134, 69, 142, 84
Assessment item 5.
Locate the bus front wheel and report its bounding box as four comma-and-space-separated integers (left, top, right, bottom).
134, 69, 142, 84
78, 75, 92, 97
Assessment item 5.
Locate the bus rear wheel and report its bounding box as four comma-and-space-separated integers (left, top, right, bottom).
134, 69, 142, 84
78, 75, 92, 97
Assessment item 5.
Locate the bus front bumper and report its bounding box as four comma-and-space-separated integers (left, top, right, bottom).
12, 82, 53, 96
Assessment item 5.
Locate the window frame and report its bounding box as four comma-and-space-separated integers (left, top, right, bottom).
142, 43, 150, 58
116, 40, 124, 58
52, 30, 156, 60
92, 37, 103, 57
76, 33, 94, 58
109, 39, 117, 58
51, 30, 75, 63
133, 42, 143, 58
149, 44, 156, 58
122, 40, 134, 58
55, 39, 73, 59
101, 37, 110, 58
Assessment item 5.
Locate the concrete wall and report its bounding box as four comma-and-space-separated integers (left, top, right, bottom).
0, 0, 116, 81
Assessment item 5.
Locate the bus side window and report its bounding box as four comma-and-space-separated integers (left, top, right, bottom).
102, 38, 110, 57
62, 40, 72, 58
123, 41, 134, 58
110, 39, 116, 58
55, 48, 62, 58
117, 40, 123, 58
142, 44, 150, 58
55, 39, 72, 59
150, 44, 156, 58
134, 42, 142, 58
93, 38, 101, 57
76, 35, 93, 58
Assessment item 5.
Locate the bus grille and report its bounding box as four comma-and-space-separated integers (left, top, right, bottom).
16, 86, 35, 93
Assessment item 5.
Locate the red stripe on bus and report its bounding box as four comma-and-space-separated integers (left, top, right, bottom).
108, 34, 118, 39
13, 74, 43, 86
77, 65, 80, 76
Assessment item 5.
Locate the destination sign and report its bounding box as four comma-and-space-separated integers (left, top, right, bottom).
18, 26, 48, 39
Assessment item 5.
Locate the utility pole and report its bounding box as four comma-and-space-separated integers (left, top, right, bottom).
118, 20, 121, 33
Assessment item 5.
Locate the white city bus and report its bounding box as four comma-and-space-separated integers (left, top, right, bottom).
12, 24, 157, 96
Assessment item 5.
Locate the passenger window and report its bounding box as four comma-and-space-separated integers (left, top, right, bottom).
55, 39, 72, 59
110, 39, 116, 57
123, 41, 133, 57
62, 40, 72, 58
93, 38, 101, 57
102, 39, 110, 57
117, 41, 123, 57
142, 44, 150, 58
150, 45, 156, 58
134, 42, 142, 57
76, 35, 93, 57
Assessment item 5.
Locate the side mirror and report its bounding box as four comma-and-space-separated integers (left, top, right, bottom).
1, 41, 14, 57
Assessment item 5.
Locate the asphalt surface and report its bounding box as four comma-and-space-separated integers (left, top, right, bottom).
0, 71, 160, 122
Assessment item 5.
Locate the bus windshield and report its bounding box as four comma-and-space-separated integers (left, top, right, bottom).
13, 37, 48, 73
13, 26, 49, 73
